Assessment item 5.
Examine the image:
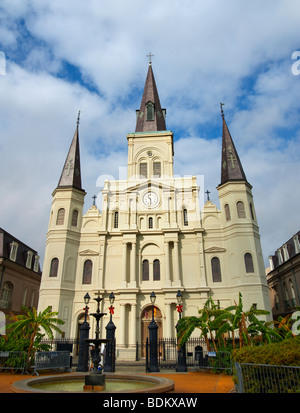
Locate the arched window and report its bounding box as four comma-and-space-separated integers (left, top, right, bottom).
83, 260, 93, 284
149, 217, 153, 229
290, 280, 296, 306
183, 209, 188, 226
146, 101, 154, 121
153, 162, 161, 177
211, 257, 222, 282
71, 209, 78, 227
237, 201, 246, 218
244, 253, 254, 273
225, 204, 231, 221
153, 259, 160, 281
49, 258, 59, 277
139, 163, 147, 178
0, 281, 13, 309
56, 208, 65, 225
142, 260, 149, 281
114, 211, 119, 228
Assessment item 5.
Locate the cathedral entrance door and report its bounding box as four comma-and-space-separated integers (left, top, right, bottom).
141, 305, 163, 357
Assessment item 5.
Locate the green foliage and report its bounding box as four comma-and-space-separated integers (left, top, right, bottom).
0, 306, 64, 369
232, 337, 300, 366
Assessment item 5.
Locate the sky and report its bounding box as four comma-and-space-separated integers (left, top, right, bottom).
0, 0, 300, 268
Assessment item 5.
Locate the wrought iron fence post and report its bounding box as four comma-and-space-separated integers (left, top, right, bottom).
104, 319, 116, 372
148, 318, 160, 372
76, 320, 90, 372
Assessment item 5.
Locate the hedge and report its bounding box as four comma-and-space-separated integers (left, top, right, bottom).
232, 337, 300, 366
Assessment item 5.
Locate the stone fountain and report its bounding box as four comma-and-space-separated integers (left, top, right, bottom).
84, 291, 109, 391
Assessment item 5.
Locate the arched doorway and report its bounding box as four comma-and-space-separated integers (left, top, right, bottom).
141, 305, 163, 357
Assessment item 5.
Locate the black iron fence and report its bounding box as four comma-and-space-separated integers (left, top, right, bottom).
144, 337, 232, 372
235, 362, 300, 393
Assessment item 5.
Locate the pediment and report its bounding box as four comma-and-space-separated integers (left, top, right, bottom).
79, 249, 99, 256
204, 246, 226, 253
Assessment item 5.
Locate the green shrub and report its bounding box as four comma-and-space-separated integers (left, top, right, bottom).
232, 338, 300, 393
232, 337, 300, 366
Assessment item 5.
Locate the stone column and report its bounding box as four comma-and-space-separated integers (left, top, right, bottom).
119, 303, 126, 347
130, 242, 136, 286
122, 242, 127, 286
130, 303, 137, 346
165, 303, 172, 338
164, 241, 171, 286
173, 240, 181, 286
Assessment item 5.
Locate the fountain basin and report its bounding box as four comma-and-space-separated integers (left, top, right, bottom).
12, 373, 174, 393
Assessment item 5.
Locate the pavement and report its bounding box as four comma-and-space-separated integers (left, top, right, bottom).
0, 366, 235, 393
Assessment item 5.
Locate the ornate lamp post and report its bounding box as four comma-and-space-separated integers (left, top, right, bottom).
176, 290, 187, 372
148, 291, 159, 372
84, 291, 109, 391
76, 293, 90, 372
104, 292, 116, 372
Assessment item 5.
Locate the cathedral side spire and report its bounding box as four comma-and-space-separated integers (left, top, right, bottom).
135, 62, 166, 132
219, 104, 247, 186
57, 111, 84, 191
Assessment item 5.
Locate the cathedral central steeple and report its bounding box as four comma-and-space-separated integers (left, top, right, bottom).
135, 63, 166, 133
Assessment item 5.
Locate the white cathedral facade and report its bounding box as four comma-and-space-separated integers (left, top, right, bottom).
38, 63, 271, 359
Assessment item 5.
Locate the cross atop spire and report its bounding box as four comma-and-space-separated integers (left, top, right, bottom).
220, 102, 225, 119
147, 52, 154, 65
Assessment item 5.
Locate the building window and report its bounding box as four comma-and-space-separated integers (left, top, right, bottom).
9, 241, 18, 262
140, 163, 147, 179
56, 208, 65, 225
33, 255, 40, 272
146, 101, 154, 121
244, 253, 254, 273
83, 260, 93, 284
0, 282, 13, 309
22, 287, 28, 306
183, 209, 188, 226
211, 257, 222, 282
30, 290, 36, 308
153, 162, 161, 177
225, 204, 231, 221
114, 211, 119, 228
142, 260, 149, 281
149, 217, 153, 229
237, 201, 246, 218
153, 259, 160, 281
49, 258, 59, 277
26, 251, 34, 269
71, 210, 78, 227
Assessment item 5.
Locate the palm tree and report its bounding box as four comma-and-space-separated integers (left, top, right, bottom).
8, 306, 64, 366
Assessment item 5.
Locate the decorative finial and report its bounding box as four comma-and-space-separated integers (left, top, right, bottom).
147, 52, 154, 65
77, 110, 81, 127
220, 102, 225, 119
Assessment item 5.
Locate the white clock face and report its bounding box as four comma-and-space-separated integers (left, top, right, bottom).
143, 191, 159, 208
